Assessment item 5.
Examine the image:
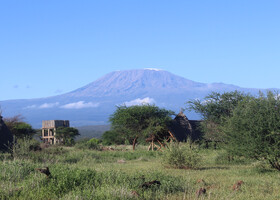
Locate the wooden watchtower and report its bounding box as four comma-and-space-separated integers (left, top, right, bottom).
42, 120, 69, 144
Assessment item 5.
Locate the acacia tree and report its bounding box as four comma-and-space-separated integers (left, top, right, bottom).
187, 91, 248, 147
4, 115, 36, 139
109, 104, 174, 150
224, 91, 280, 170
56, 127, 80, 146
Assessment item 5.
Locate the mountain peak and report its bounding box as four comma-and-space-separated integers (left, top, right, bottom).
1, 69, 270, 127
66, 69, 202, 97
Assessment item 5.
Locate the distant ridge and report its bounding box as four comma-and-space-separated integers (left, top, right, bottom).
0, 69, 272, 128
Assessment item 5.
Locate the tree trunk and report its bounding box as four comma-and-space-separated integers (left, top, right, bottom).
132, 137, 138, 151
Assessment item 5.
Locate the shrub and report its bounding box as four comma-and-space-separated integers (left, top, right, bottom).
11, 138, 40, 159
75, 138, 101, 150
162, 139, 201, 169
101, 130, 124, 145
88, 137, 100, 145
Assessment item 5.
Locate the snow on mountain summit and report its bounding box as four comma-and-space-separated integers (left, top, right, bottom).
144, 68, 163, 71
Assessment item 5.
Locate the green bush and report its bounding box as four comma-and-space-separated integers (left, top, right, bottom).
224, 91, 280, 170
162, 140, 201, 169
75, 138, 101, 150
102, 130, 124, 145
11, 138, 41, 159
87, 138, 101, 148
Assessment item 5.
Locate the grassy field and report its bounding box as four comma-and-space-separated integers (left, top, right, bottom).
0, 143, 280, 200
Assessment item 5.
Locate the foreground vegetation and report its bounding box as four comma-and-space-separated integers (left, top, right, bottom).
188, 91, 280, 170
1, 142, 280, 200
2, 90, 280, 199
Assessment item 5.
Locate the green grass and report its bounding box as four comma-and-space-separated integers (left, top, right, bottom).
0, 144, 280, 200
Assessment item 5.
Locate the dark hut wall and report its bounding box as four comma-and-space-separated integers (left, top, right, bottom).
0, 115, 13, 151
167, 112, 203, 142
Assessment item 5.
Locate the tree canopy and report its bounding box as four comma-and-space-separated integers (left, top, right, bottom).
106, 104, 175, 149
223, 91, 280, 170
187, 91, 248, 144
4, 115, 36, 139
188, 90, 280, 170
56, 127, 80, 146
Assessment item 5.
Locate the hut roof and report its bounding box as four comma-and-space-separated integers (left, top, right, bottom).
0, 115, 13, 151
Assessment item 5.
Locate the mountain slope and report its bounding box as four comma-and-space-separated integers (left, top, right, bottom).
0, 69, 271, 128
66, 69, 204, 97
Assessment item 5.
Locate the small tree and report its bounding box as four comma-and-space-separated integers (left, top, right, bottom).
109, 104, 174, 150
102, 130, 124, 145
4, 115, 36, 139
224, 91, 280, 170
56, 127, 80, 146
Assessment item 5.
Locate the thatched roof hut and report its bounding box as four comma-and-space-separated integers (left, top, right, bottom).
0, 115, 13, 151
168, 111, 192, 142
168, 112, 203, 142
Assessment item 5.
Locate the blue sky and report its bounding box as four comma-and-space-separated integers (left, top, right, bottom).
1, 0, 280, 101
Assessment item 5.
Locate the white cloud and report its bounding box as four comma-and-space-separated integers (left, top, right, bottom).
39, 102, 60, 109
124, 97, 155, 106
24, 105, 37, 109
61, 101, 100, 109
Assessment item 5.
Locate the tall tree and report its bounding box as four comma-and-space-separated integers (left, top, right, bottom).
187, 91, 248, 146
109, 104, 174, 150
224, 91, 280, 170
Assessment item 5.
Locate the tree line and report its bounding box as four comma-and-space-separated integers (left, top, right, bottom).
102, 90, 280, 170
2, 90, 280, 170
2, 115, 79, 146
187, 90, 280, 170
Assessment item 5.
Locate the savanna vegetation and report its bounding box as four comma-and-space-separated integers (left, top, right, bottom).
1, 91, 280, 199
1, 140, 280, 200
188, 91, 280, 170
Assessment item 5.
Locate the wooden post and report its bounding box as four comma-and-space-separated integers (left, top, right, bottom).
132, 137, 138, 151
148, 143, 152, 151
168, 131, 176, 141
154, 144, 161, 151
157, 140, 165, 148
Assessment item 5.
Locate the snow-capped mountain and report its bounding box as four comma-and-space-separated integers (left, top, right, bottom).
0, 69, 270, 127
